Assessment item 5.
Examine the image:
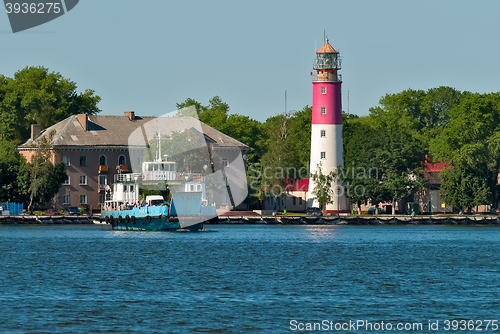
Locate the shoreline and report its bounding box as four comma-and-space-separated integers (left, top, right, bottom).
1, 214, 500, 226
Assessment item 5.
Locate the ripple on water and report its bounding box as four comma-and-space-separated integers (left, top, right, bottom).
0, 225, 499, 333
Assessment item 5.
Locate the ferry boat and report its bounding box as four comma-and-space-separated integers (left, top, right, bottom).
100, 154, 214, 231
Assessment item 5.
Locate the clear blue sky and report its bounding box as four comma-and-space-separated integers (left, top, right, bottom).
2, 0, 499, 122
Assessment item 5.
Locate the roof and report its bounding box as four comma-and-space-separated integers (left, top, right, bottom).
18, 114, 249, 150
316, 40, 338, 54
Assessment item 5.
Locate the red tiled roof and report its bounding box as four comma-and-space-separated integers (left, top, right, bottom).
316, 42, 338, 54
424, 162, 449, 172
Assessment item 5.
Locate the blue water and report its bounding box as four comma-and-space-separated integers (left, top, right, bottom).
0, 225, 499, 333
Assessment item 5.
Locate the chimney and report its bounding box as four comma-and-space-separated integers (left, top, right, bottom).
31, 124, 41, 141
124, 111, 135, 121
77, 114, 88, 131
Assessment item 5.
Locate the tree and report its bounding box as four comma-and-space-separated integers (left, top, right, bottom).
260, 112, 302, 211
0, 139, 25, 202
310, 163, 336, 212
430, 92, 500, 212
0, 66, 101, 143
18, 131, 67, 212
340, 91, 428, 214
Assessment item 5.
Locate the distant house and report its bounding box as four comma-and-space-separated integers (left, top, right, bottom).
261, 178, 309, 213
18, 112, 249, 212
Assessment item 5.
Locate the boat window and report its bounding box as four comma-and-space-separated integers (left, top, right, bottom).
123, 185, 127, 192
148, 164, 154, 171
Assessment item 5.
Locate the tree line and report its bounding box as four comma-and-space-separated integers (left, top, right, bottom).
1, 65, 499, 214
0, 66, 101, 210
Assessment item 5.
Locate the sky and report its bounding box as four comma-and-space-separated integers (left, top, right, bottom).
1, 0, 500, 122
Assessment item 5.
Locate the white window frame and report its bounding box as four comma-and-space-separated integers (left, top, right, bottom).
321, 130, 326, 138
63, 156, 70, 166
321, 86, 326, 94
321, 107, 326, 115
321, 152, 326, 159
98, 175, 107, 185
63, 194, 69, 204
222, 158, 229, 167
80, 194, 87, 204
79, 175, 87, 185
63, 175, 70, 185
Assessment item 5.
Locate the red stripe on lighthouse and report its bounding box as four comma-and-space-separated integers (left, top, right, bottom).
312, 82, 342, 125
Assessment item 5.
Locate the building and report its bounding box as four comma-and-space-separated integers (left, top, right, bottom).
307, 39, 348, 213
18, 112, 249, 212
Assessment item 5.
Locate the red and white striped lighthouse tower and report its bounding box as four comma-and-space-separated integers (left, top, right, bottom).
307, 39, 348, 212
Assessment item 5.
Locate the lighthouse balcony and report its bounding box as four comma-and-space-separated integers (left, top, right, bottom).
313, 58, 341, 70
311, 72, 342, 82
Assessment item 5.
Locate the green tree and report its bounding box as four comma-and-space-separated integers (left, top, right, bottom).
310, 163, 336, 213
430, 92, 500, 212
260, 112, 302, 211
0, 66, 101, 143
18, 131, 67, 212
0, 139, 25, 202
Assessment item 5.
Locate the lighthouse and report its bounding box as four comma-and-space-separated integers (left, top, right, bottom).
307, 39, 348, 213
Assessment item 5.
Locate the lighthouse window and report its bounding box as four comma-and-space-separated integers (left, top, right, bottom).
321, 107, 326, 115
321, 87, 326, 94
321, 152, 326, 159
321, 130, 326, 138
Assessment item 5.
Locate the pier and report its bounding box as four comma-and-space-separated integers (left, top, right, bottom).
1, 214, 500, 226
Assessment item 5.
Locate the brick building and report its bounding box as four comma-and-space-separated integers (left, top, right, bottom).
18, 112, 249, 212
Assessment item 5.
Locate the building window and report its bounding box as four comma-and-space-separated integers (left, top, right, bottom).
98, 175, 107, 186
80, 195, 87, 204
79, 175, 87, 185
63, 175, 70, 185
137, 156, 143, 167
299, 197, 303, 206
222, 158, 229, 167
321, 107, 326, 115
321, 86, 326, 94
99, 194, 105, 204
62, 156, 70, 166
63, 195, 69, 204
118, 155, 126, 166
80, 156, 87, 166
99, 155, 107, 166
321, 130, 326, 138
321, 152, 326, 159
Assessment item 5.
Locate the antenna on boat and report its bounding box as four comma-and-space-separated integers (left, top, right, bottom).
158, 131, 161, 162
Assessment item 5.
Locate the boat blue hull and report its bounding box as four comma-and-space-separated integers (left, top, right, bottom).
101, 206, 203, 231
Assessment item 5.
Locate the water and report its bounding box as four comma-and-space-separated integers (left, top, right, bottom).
0, 225, 499, 333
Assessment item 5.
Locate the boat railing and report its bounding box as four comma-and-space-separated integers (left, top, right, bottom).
114, 171, 203, 183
